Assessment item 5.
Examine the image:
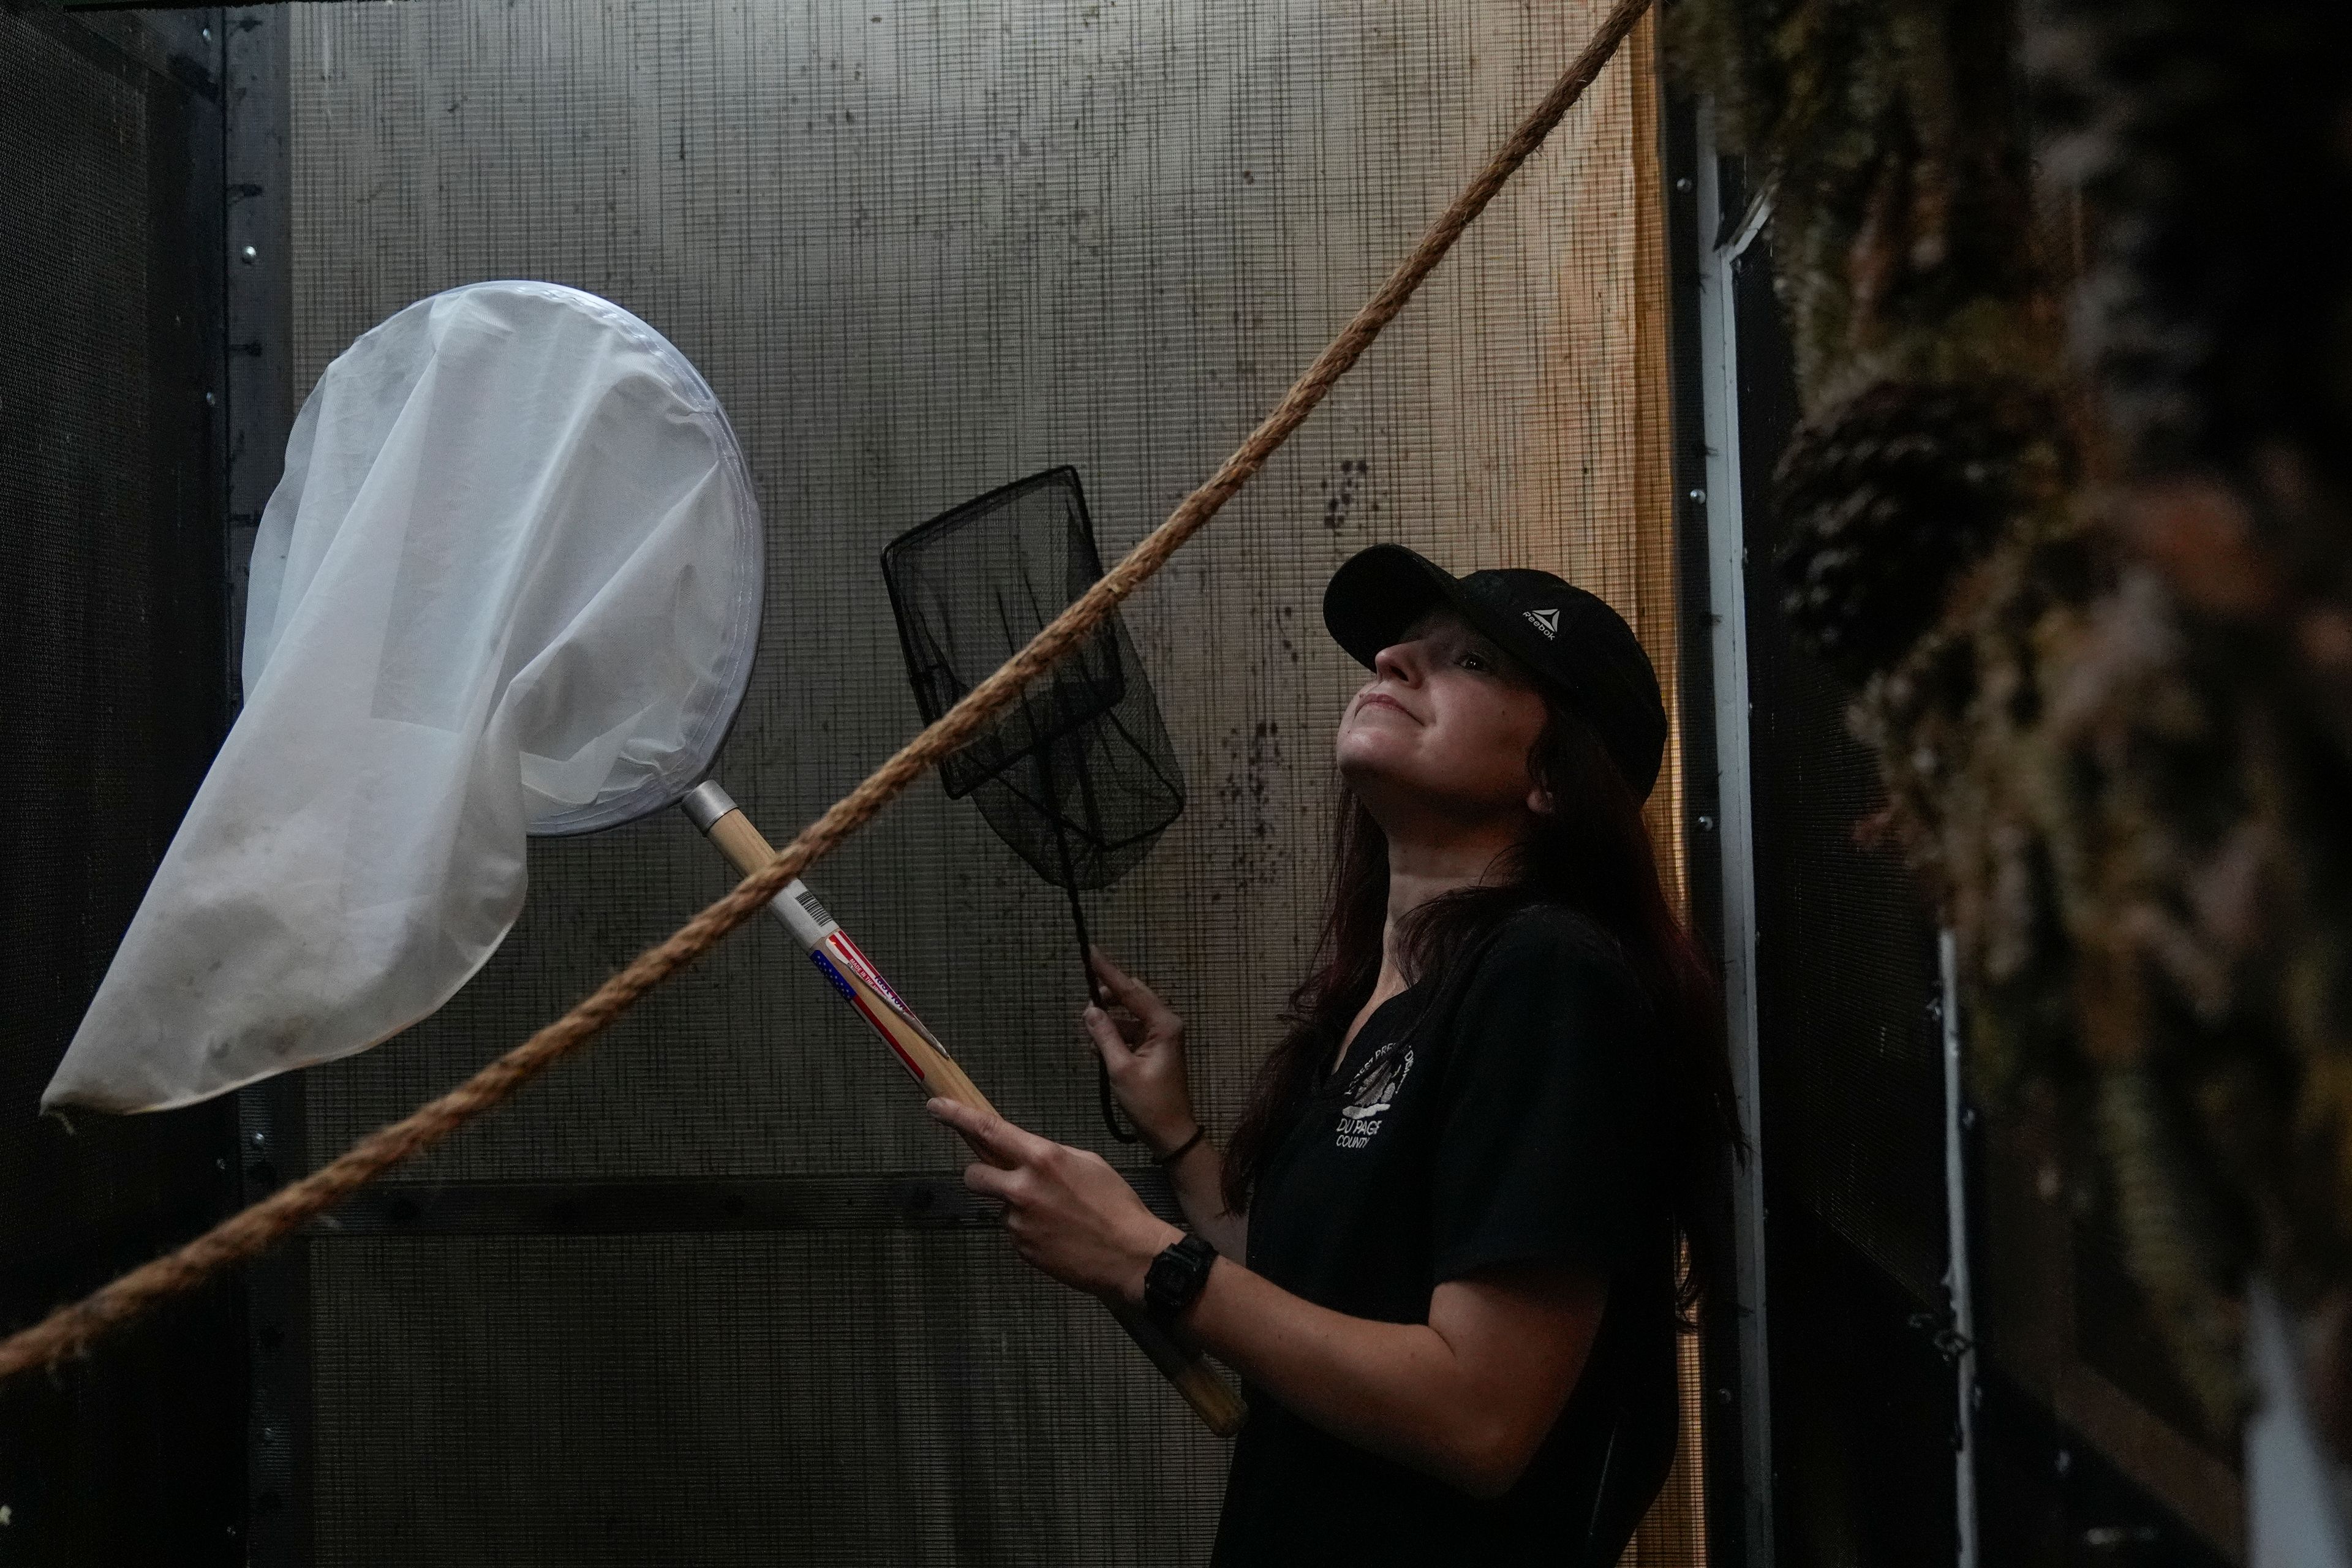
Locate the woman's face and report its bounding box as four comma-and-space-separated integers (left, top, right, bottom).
1333, 607, 1551, 827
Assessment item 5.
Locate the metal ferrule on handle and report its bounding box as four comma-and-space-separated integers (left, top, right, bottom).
682, 780, 970, 1101
684, 782, 834, 949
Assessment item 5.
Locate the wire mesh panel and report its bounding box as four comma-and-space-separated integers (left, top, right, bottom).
311, 1233, 1221, 1567
0, 4, 228, 1267
277, 0, 1687, 1560
0, 9, 239, 1563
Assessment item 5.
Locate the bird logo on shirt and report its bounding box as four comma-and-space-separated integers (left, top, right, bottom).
1336, 1046, 1414, 1150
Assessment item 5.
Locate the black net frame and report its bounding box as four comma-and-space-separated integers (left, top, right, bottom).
883, 467, 1187, 1139
883, 467, 1185, 893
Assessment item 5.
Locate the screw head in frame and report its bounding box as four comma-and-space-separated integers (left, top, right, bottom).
240, 244, 259, 265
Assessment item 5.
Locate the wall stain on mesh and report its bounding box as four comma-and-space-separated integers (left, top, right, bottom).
1215, 720, 1288, 894
1322, 458, 1372, 529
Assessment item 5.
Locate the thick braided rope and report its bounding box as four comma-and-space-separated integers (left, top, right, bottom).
0, 0, 1650, 1385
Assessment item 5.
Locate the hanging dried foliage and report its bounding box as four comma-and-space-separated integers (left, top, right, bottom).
1774, 377, 2056, 685
1670, 0, 2352, 1438
1672, 0, 2042, 400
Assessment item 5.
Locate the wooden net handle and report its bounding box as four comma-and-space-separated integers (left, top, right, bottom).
692, 795, 1248, 1438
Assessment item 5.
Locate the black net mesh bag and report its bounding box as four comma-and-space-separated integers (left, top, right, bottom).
883, 467, 1185, 1138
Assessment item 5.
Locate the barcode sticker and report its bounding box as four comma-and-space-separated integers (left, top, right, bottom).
794, 889, 832, 927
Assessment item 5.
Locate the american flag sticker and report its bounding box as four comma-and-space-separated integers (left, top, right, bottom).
810, 949, 926, 1083
826, 932, 905, 1010
807, 949, 857, 1003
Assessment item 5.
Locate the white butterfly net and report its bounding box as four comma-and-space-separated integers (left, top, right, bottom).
43, 282, 763, 1112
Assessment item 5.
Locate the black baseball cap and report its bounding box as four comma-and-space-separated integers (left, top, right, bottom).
1322, 543, 1667, 800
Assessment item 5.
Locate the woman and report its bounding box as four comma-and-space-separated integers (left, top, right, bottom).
928, 544, 1741, 1565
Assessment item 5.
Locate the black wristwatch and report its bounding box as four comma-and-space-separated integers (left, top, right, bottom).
1143, 1232, 1218, 1325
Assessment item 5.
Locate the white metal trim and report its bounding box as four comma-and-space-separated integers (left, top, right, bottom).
1695, 96, 1776, 1567
1942, 930, 1981, 1568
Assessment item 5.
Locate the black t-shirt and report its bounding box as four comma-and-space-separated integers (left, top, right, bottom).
1212, 907, 1677, 1567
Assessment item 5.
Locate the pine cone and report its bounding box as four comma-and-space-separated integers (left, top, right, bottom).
1774, 379, 2029, 684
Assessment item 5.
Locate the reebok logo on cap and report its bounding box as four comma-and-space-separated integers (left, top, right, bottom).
1524, 606, 1561, 639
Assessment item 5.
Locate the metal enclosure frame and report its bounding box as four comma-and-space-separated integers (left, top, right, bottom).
1687, 95, 1776, 1567
1664, 74, 2245, 1568
1660, 81, 1762, 1568
221, 9, 312, 1563
1677, 87, 1970, 1567
12, 7, 2275, 1561
219, 8, 1688, 1565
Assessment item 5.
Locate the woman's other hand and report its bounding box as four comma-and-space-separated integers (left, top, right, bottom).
1084, 948, 1197, 1155
928, 1097, 1182, 1303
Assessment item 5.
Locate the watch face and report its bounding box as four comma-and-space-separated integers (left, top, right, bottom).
1147, 1236, 1212, 1315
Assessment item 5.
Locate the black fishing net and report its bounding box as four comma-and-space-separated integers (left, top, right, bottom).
883, 468, 1186, 1137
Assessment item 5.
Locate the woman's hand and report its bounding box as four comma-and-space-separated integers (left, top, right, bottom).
1084, 948, 1197, 1155
929, 1097, 1183, 1304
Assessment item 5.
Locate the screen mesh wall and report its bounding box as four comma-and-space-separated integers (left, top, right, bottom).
310, 1234, 1221, 1565
1, 2, 227, 1265
0, 9, 241, 1563
277, 2, 1691, 1560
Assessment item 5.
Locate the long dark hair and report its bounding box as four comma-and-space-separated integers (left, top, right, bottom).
1223, 698, 1744, 1319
